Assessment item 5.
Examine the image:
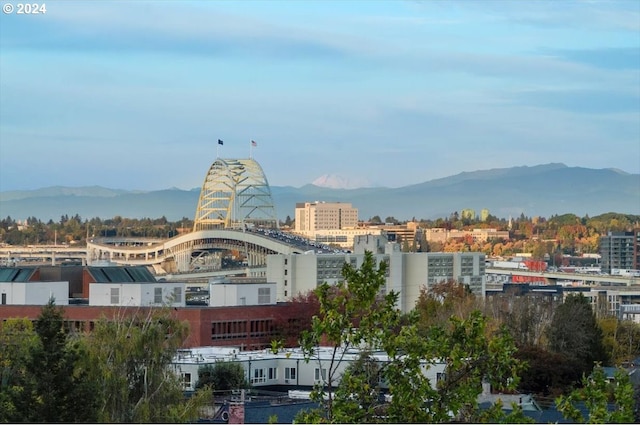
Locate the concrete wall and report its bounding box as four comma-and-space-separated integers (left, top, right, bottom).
0, 281, 69, 305
209, 283, 276, 307
89, 282, 185, 307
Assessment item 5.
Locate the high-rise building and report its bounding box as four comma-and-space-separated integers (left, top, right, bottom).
294, 201, 358, 232
293, 201, 370, 248
600, 230, 640, 274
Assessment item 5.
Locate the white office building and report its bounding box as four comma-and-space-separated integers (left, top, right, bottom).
209, 278, 277, 307
0, 281, 69, 305
172, 345, 446, 392
89, 282, 186, 307
266, 236, 485, 313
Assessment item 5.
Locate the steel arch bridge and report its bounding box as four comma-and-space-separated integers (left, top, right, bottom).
194, 158, 278, 231
86, 158, 304, 274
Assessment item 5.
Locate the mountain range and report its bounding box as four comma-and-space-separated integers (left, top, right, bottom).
1, 163, 638, 222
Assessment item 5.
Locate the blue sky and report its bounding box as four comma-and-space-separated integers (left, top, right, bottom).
1, 0, 638, 191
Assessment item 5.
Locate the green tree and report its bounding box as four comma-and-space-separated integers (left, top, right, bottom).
556, 366, 635, 423
296, 251, 525, 423
547, 294, 608, 378
369, 215, 382, 224
195, 362, 248, 391
29, 299, 100, 423
298, 251, 399, 422
0, 318, 39, 422
86, 307, 211, 423
382, 311, 524, 423
600, 317, 640, 366
515, 345, 581, 396
331, 352, 382, 423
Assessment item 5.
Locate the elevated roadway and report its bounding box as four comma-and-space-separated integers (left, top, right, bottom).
486, 267, 640, 287
86, 228, 324, 273
0, 245, 87, 266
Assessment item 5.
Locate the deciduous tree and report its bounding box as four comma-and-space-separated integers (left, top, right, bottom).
86, 307, 211, 423
299, 251, 399, 422
196, 362, 248, 391
556, 366, 635, 423
296, 251, 525, 423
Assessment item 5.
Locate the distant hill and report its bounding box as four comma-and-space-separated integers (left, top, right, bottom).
1, 164, 638, 222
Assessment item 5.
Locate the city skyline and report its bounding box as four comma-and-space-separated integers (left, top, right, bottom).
1, 0, 639, 192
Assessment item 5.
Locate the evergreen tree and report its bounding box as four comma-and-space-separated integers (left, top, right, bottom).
0, 319, 39, 422
547, 294, 608, 379
29, 299, 100, 422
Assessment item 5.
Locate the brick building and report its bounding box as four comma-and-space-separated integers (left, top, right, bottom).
0, 303, 304, 349
0, 265, 315, 349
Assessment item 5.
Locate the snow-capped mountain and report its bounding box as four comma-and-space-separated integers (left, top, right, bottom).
311, 174, 375, 189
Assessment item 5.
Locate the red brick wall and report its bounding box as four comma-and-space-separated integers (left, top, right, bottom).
0, 303, 304, 349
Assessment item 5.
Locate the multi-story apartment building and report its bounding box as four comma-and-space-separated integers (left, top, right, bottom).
600, 230, 640, 274
266, 236, 485, 313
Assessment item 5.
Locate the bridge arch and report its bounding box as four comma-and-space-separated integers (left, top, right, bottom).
194, 158, 278, 231
86, 229, 306, 274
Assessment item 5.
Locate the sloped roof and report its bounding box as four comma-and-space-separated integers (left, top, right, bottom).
0, 267, 37, 282
86, 266, 156, 283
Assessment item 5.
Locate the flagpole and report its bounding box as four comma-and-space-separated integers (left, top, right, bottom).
217, 139, 223, 158
249, 139, 253, 159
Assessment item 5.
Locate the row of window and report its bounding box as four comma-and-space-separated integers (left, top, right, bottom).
181, 366, 302, 389
316, 235, 348, 243
211, 319, 276, 340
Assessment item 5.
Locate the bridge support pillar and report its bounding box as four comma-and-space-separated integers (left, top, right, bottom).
51, 252, 56, 266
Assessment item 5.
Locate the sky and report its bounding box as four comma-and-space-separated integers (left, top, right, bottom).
0, 0, 639, 191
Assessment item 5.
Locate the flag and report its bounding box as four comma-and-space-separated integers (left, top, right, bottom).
218, 139, 224, 145
251, 140, 257, 147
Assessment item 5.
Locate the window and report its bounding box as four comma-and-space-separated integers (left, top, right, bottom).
154, 287, 163, 304
252, 368, 266, 384
285, 367, 296, 381
1, 293, 5, 305
284, 290, 287, 297
258, 287, 271, 304
315, 368, 327, 382
249, 319, 275, 337
268, 367, 277, 380
182, 373, 192, 390
172, 287, 182, 303
110, 287, 119, 304
239, 297, 246, 305
437, 372, 446, 383
211, 320, 247, 340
